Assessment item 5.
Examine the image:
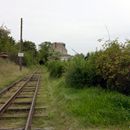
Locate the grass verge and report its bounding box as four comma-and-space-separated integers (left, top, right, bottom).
0, 59, 30, 90
34, 67, 130, 130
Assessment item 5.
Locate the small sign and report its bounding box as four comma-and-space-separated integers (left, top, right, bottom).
18, 53, 24, 57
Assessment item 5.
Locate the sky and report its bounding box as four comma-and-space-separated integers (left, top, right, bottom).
0, 0, 130, 55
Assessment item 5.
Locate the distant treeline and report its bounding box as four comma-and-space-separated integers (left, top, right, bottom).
0, 25, 58, 66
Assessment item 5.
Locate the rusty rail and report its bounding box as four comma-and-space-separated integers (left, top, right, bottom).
0, 74, 34, 116
0, 70, 38, 96
24, 75, 40, 130
0, 71, 41, 130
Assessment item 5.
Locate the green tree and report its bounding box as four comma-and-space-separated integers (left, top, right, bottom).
22, 41, 36, 53
38, 41, 52, 63
21, 41, 37, 66
0, 25, 15, 52
16, 40, 37, 66
0, 25, 18, 62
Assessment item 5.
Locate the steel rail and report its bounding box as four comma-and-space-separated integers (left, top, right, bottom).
24, 75, 40, 130
0, 70, 38, 96
0, 73, 34, 116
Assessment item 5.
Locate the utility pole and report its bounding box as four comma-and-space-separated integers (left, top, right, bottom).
20, 18, 23, 52
19, 18, 23, 71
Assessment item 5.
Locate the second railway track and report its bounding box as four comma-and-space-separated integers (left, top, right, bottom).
0, 71, 41, 130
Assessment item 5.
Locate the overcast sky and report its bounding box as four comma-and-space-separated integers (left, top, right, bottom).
0, 0, 130, 55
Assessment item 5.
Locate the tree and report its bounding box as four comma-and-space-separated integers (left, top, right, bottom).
38, 41, 52, 63
0, 25, 18, 62
21, 41, 37, 66
22, 41, 36, 53
0, 25, 15, 52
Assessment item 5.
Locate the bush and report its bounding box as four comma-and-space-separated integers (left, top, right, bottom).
65, 40, 130, 94
47, 40, 130, 94
65, 56, 97, 88
47, 60, 65, 78
96, 40, 130, 94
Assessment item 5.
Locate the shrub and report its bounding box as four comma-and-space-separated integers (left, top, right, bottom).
96, 40, 130, 94
65, 56, 97, 88
65, 40, 130, 94
47, 60, 65, 78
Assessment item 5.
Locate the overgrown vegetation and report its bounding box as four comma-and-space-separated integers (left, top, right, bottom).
66, 87, 130, 127
46, 60, 65, 77
96, 40, 130, 94
39, 68, 130, 129
65, 55, 97, 88
46, 40, 130, 95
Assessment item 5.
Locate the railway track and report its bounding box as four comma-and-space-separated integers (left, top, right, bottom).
0, 71, 41, 130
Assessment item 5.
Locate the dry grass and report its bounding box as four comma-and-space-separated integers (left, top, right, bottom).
0, 59, 30, 90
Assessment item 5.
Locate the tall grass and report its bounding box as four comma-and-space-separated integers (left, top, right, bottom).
53, 79, 130, 128
66, 87, 130, 127
0, 59, 29, 89
41, 69, 130, 129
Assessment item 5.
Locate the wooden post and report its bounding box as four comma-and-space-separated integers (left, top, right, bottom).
19, 18, 23, 71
